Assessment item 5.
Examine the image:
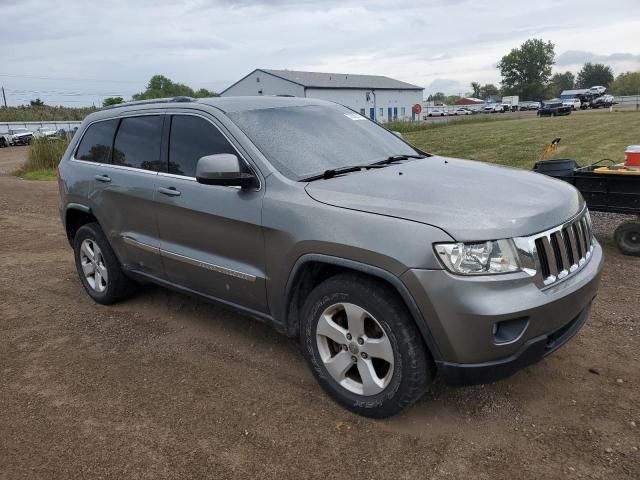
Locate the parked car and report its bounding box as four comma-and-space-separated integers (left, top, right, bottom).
522, 102, 541, 111
538, 102, 572, 117
588, 86, 606, 95
58, 96, 603, 418
427, 108, 447, 117
484, 104, 504, 113
562, 98, 582, 110
452, 108, 472, 115
592, 95, 615, 108
34, 127, 58, 139
6, 128, 34, 145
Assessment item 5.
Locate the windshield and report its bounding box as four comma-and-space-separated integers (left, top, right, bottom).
227, 104, 419, 180
11, 129, 29, 134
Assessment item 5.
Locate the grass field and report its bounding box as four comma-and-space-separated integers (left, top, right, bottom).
402, 110, 640, 169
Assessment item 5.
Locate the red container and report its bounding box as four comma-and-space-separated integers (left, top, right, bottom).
625, 145, 640, 167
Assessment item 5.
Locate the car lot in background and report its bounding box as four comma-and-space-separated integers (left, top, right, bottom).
452, 108, 472, 115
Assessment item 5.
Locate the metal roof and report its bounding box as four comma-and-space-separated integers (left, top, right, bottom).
223, 69, 423, 93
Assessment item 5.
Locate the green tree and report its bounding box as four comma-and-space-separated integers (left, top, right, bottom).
610, 71, 640, 95
548, 71, 575, 98
102, 96, 124, 107
479, 84, 500, 99
30, 98, 45, 107
497, 39, 555, 100
576, 63, 614, 88
470, 82, 481, 98
133, 75, 218, 100
193, 88, 217, 98
427, 92, 447, 103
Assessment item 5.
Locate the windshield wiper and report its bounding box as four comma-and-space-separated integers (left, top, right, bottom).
370, 154, 427, 166
302, 164, 388, 182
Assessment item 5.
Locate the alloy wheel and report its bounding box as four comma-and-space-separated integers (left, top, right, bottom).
316, 302, 394, 396
79, 239, 108, 293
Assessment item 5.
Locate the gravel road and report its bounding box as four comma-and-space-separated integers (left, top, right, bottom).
1, 148, 638, 479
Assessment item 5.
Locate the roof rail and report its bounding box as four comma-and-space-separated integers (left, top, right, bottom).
101, 96, 195, 110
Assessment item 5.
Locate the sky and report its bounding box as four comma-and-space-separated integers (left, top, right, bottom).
1, 0, 639, 106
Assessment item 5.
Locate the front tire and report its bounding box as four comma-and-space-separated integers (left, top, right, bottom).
300, 274, 433, 418
73, 223, 137, 304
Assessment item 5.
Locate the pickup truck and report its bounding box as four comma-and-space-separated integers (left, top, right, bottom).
537, 102, 571, 117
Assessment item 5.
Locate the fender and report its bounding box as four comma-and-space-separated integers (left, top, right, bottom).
283, 253, 443, 361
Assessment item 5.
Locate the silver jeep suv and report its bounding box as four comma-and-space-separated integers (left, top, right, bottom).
58, 96, 603, 417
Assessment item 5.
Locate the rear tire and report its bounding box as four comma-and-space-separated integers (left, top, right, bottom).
73, 223, 137, 304
300, 273, 433, 418
614, 221, 640, 256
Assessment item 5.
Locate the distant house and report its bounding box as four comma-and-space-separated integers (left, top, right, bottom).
220, 68, 424, 122
455, 97, 484, 106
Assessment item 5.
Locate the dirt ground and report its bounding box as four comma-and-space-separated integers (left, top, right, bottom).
0, 147, 638, 480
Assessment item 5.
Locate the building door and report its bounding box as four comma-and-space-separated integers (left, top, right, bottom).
393, 107, 398, 120
369, 108, 375, 120
387, 107, 392, 120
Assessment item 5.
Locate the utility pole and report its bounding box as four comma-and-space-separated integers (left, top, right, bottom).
1, 87, 6, 108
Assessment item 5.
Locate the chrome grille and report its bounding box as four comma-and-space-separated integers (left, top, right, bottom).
514, 209, 594, 289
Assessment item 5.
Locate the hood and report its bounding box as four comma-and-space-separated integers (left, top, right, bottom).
305, 156, 584, 241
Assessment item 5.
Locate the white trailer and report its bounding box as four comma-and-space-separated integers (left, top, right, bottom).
501, 96, 519, 112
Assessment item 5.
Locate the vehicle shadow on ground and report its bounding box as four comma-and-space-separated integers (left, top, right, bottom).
119, 281, 532, 432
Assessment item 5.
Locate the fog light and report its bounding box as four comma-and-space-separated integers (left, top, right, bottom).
493, 317, 529, 344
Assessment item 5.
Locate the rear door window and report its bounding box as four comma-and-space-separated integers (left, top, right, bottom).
168, 115, 239, 177
113, 115, 164, 171
76, 119, 119, 163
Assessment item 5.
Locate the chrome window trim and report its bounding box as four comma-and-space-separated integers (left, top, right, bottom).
514, 207, 594, 290
121, 235, 256, 283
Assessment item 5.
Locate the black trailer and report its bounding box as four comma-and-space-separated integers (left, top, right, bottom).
533, 159, 640, 256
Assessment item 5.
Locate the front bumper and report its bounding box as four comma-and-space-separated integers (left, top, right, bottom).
438, 302, 591, 385
401, 239, 604, 385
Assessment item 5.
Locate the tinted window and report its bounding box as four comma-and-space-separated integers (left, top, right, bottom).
168, 115, 238, 177
227, 104, 418, 180
76, 120, 118, 162
113, 116, 164, 171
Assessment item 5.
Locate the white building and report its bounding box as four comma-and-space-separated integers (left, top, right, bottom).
220, 69, 424, 122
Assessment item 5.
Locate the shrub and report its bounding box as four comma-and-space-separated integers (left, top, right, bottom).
20, 137, 70, 174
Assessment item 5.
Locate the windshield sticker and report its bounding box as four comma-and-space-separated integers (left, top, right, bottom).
344, 113, 366, 121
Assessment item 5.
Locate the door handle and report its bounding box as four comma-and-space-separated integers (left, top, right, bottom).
95, 174, 111, 183
158, 186, 181, 197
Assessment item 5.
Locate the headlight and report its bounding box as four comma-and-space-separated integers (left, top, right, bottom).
434, 239, 521, 275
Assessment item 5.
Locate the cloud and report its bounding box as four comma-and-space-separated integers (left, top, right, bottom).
556, 50, 640, 71
1, 0, 639, 106
426, 78, 466, 95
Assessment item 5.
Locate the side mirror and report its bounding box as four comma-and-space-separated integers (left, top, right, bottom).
196, 154, 257, 188
392, 131, 403, 139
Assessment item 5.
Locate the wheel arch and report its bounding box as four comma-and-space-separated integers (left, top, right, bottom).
64, 203, 98, 246
283, 254, 442, 361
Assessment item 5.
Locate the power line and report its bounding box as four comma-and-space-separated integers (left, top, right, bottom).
0, 72, 144, 84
